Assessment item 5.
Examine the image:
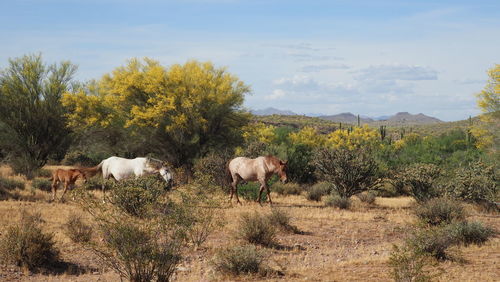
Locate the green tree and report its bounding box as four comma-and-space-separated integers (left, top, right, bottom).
0, 54, 77, 178
63, 59, 250, 168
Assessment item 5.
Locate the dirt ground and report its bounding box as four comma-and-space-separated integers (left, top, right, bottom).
0, 165, 499, 281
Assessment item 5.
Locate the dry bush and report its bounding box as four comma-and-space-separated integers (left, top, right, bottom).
357, 191, 376, 204
193, 151, 232, 191
0, 211, 59, 270
32, 178, 51, 191
0, 176, 25, 190
324, 195, 351, 209
306, 182, 332, 201
271, 182, 303, 196
237, 212, 277, 247
35, 168, 52, 178
212, 244, 268, 276
445, 221, 496, 246
414, 197, 466, 226
407, 227, 456, 260
389, 244, 440, 282
63, 213, 93, 244
269, 208, 300, 234
398, 163, 442, 203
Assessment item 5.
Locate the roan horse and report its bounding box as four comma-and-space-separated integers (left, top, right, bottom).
227, 155, 288, 205
81, 156, 173, 199
49, 168, 86, 201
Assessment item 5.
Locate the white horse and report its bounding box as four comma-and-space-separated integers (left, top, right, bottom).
87, 156, 173, 199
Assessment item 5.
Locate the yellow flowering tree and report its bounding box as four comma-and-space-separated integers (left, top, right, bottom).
471, 64, 499, 151
289, 126, 325, 147
63, 59, 251, 166
242, 122, 276, 144
325, 125, 381, 150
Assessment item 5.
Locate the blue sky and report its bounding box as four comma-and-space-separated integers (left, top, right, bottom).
1, 0, 499, 121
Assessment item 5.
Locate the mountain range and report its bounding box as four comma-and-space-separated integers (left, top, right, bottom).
251, 107, 442, 125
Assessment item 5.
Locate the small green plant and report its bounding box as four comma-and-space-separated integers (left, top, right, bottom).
306, 182, 332, 202
212, 244, 268, 276
238, 182, 267, 202
414, 197, 466, 226
0, 176, 25, 190
445, 221, 496, 246
32, 178, 51, 191
271, 182, 303, 196
357, 191, 376, 205
63, 213, 93, 243
0, 211, 59, 270
407, 227, 456, 260
237, 212, 276, 247
324, 195, 351, 209
269, 208, 300, 234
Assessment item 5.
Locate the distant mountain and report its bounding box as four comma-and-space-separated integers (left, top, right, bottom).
385, 112, 442, 125
252, 107, 297, 116
318, 112, 374, 124
373, 115, 391, 121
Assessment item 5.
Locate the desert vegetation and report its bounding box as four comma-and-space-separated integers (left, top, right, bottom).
0, 56, 498, 281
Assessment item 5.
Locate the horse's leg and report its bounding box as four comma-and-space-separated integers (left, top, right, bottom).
232, 176, 242, 205
257, 180, 266, 206
266, 183, 273, 205
51, 179, 58, 202
60, 181, 69, 202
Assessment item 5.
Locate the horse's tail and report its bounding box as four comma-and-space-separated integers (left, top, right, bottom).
78, 160, 104, 178
225, 160, 233, 185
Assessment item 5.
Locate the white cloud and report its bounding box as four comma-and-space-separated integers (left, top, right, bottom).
265, 89, 286, 100
354, 64, 438, 81
300, 64, 350, 73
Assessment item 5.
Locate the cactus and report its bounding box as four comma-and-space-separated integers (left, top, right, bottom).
357, 114, 360, 127
379, 125, 387, 141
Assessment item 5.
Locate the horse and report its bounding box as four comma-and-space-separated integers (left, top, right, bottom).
85, 156, 173, 199
227, 155, 288, 205
49, 168, 86, 202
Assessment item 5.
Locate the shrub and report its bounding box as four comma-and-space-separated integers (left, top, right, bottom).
32, 178, 51, 191
306, 182, 332, 202
269, 208, 300, 233
286, 144, 316, 184
97, 220, 182, 282
193, 151, 232, 191
0, 176, 25, 190
314, 147, 382, 198
35, 169, 52, 178
414, 197, 466, 226
398, 163, 442, 203
109, 176, 166, 217
63, 213, 93, 243
357, 191, 376, 205
212, 245, 268, 275
446, 161, 499, 205
62, 150, 103, 166
446, 221, 496, 246
407, 227, 456, 260
0, 211, 59, 270
324, 195, 351, 209
272, 182, 303, 196
237, 212, 276, 247
389, 244, 438, 282
82, 176, 109, 191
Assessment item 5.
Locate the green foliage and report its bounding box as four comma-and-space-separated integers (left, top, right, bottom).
414, 197, 466, 226
407, 227, 456, 260
389, 244, 438, 282
446, 161, 499, 204
324, 195, 351, 209
0, 211, 59, 270
286, 144, 316, 184
271, 182, 303, 196
35, 169, 52, 178
306, 182, 332, 202
63, 213, 93, 243
62, 150, 106, 166
31, 178, 52, 191
0, 176, 25, 190
314, 147, 382, 198
398, 163, 442, 203
238, 182, 267, 202
237, 212, 276, 247
108, 176, 166, 217
0, 54, 76, 178
445, 221, 496, 246
212, 245, 268, 276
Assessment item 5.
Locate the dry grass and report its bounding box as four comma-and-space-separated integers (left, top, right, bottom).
0, 166, 498, 281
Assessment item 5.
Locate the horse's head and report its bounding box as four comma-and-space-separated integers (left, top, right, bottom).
159, 166, 173, 189
278, 160, 288, 183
